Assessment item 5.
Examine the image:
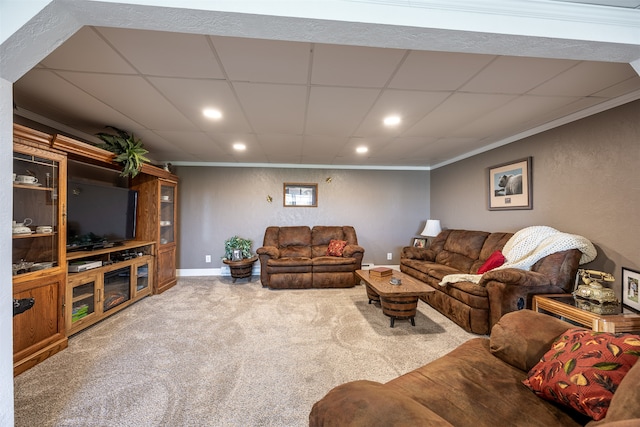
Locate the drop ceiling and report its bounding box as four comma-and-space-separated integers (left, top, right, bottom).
11, 3, 640, 169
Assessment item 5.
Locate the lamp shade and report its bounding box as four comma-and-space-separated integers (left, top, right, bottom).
421, 220, 442, 237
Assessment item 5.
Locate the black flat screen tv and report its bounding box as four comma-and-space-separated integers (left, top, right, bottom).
67, 180, 137, 251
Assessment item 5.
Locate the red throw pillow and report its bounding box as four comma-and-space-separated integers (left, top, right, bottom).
477, 250, 506, 274
522, 328, 640, 420
326, 239, 348, 256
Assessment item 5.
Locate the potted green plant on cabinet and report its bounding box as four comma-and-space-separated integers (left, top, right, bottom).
96, 126, 150, 178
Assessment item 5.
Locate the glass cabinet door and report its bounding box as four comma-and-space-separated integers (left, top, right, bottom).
103, 266, 131, 313
13, 147, 65, 275
136, 262, 149, 292
71, 278, 97, 324
159, 182, 175, 245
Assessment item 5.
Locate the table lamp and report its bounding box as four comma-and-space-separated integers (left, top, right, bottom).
421, 219, 442, 246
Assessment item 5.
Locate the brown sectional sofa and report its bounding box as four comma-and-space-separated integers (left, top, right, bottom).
310, 309, 640, 427
256, 225, 364, 289
400, 229, 582, 334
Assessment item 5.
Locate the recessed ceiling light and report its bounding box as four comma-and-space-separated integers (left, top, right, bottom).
233, 143, 246, 151
203, 108, 222, 119
356, 146, 368, 154
383, 115, 401, 126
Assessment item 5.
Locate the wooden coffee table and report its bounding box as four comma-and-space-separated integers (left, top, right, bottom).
356, 269, 435, 327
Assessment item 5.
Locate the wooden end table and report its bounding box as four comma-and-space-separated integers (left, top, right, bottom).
223, 256, 258, 282
356, 269, 435, 327
532, 294, 640, 333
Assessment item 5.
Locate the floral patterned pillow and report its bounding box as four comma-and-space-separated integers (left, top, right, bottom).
326, 239, 348, 256
522, 328, 640, 420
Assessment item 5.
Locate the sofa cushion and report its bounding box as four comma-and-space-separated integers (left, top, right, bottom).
490, 310, 576, 372
434, 230, 489, 272
326, 239, 347, 256
386, 338, 587, 426
279, 226, 311, 247
523, 329, 640, 421
266, 257, 312, 274
309, 380, 454, 426
477, 250, 506, 274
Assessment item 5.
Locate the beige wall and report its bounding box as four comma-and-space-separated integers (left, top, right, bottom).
431, 100, 640, 297
175, 166, 430, 267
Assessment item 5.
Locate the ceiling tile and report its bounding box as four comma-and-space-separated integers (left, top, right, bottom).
374, 136, 440, 160
233, 82, 307, 134
256, 134, 304, 162
529, 62, 638, 96
405, 93, 516, 137
58, 72, 197, 131
451, 94, 581, 138
461, 56, 579, 94
389, 51, 495, 91
311, 44, 406, 87
149, 77, 251, 133
212, 36, 311, 84
592, 75, 640, 97
39, 27, 137, 74
152, 130, 226, 157
305, 87, 380, 136
14, 69, 141, 134
301, 135, 347, 160
355, 89, 451, 137
97, 27, 224, 78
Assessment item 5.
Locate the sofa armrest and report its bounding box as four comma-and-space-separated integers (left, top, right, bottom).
310, 380, 454, 427
256, 246, 279, 259
479, 268, 550, 288
401, 246, 435, 261
342, 244, 364, 258
480, 268, 571, 330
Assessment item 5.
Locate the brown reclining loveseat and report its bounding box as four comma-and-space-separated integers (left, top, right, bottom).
257, 225, 364, 289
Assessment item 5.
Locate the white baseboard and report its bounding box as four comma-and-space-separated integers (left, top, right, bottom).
177, 264, 400, 277
177, 264, 261, 277
363, 264, 400, 270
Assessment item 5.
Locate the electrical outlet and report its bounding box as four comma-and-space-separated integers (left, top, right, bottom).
387, 252, 392, 260
205, 255, 211, 263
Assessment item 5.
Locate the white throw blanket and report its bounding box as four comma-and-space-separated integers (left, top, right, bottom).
438, 226, 597, 286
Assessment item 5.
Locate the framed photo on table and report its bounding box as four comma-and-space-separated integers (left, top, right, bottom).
412, 238, 426, 248
622, 267, 640, 313
487, 157, 532, 210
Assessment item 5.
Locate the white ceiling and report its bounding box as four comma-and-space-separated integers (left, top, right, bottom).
11, 3, 640, 169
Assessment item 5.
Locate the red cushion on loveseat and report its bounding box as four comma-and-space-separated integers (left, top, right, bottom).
326, 239, 347, 256
477, 250, 506, 274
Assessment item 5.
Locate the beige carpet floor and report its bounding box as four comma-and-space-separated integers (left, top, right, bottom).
14, 276, 477, 427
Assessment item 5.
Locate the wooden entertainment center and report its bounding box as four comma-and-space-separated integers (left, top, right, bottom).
12, 124, 178, 375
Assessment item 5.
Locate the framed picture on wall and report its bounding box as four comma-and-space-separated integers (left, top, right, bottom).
487, 157, 532, 210
284, 183, 317, 207
622, 267, 640, 313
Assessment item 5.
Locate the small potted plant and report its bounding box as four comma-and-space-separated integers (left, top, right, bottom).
223, 235, 253, 261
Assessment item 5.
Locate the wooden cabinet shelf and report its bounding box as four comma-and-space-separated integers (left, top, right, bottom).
66, 240, 155, 261
72, 292, 94, 302
12, 123, 178, 374
132, 176, 178, 294
66, 243, 154, 336
12, 128, 67, 376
